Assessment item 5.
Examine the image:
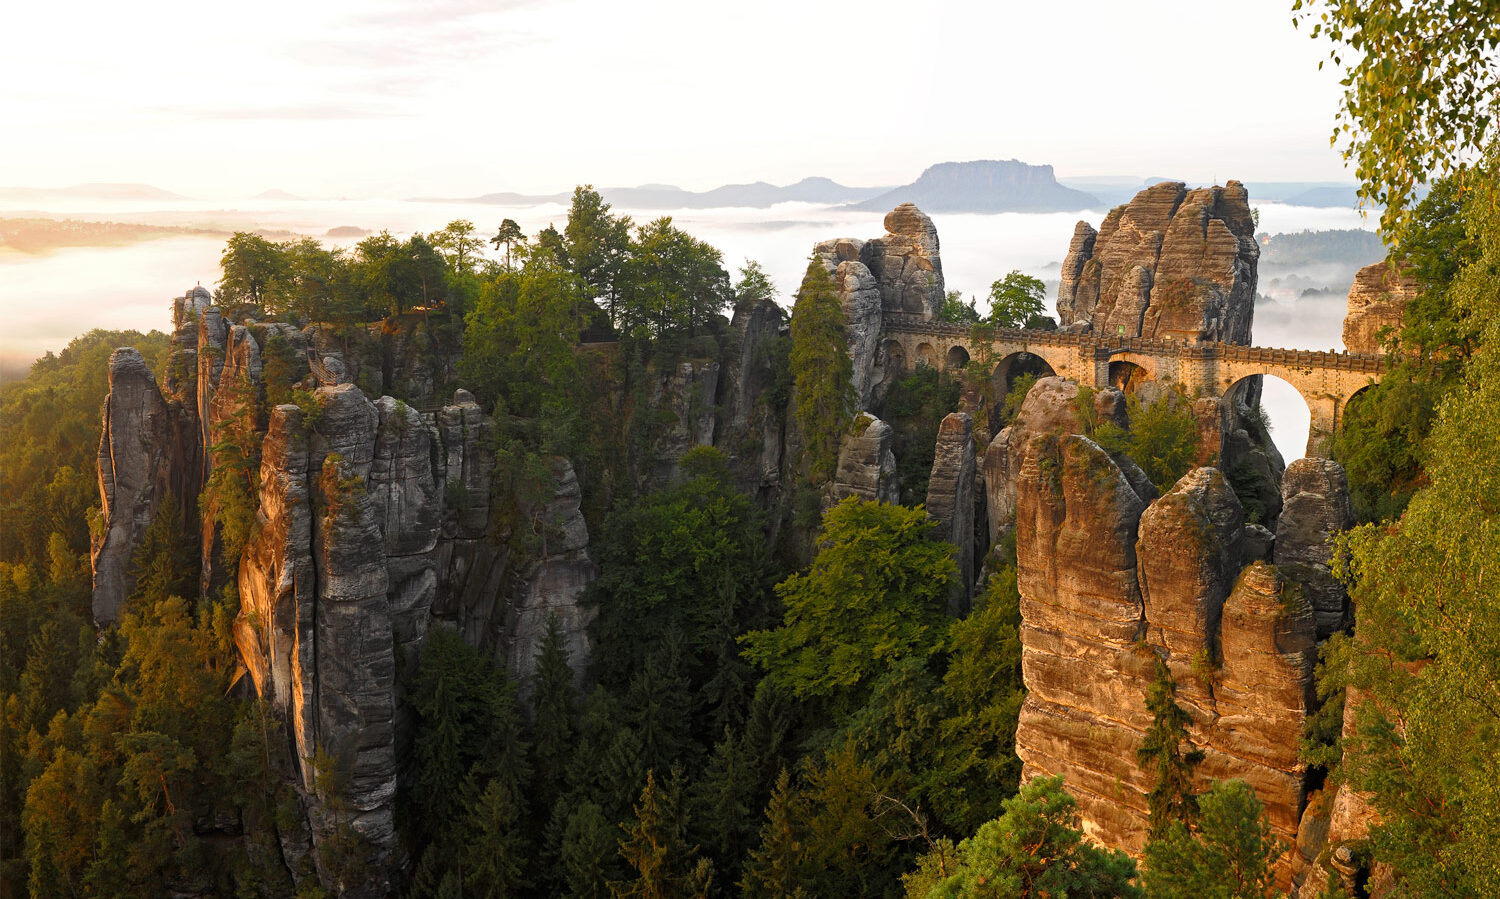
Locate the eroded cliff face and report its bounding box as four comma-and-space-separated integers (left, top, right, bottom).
96, 295, 600, 896
1013, 443, 1318, 880
926, 412, 977, 603
91, 348, 179, 623
1343, 259, 1417, 354
815, 203, 946, 409
1056, 181, 1259, 344
826, 414, 901, 507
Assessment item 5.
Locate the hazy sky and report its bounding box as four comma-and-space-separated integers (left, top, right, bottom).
2, 0, 1351, 198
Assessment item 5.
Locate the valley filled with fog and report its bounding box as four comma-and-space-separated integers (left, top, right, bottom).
0, 194, 1379, 460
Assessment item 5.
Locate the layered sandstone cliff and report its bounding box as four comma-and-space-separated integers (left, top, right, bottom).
1343, 259, 1417, 354
815, 203, 946, 408
1003, 375, 1330, 885
94, 296, 600, 895
1056, 181, 1259, 345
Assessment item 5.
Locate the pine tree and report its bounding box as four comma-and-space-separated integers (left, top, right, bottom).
611, 771, 711, 899
788, 257, 854, 484
740, 769, 809, 899
461, 777, 531, 898
562, 800, 617, 899
530, 615, 578, 821
1137, 656, 1204, 840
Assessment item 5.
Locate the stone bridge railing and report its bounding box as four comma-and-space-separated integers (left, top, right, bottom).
879, 316, 1388, 456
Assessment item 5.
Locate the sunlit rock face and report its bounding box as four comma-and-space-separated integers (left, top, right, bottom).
91, 347, 177, 623
1342, 258, 1417, 354
867, 203, 946, 318
1057, 181, 1259, 345
1012, 447, 1315, 887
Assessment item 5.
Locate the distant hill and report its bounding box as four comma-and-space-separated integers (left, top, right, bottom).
849, 160, 1099, 213
255, 188, 302, 200
437, 177, 890, 210
1260, 228, 1385, 267
0, 183, 186, 202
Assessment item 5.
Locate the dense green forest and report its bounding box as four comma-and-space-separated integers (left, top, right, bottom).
3, 3, 1498, 895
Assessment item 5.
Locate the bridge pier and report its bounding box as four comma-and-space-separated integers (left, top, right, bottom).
1306, 395, 1340, 459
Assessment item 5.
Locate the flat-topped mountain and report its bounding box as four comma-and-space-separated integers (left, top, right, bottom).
849, 160, 1101, 213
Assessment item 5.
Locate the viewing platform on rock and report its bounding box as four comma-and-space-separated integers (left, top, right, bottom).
878, 315, 1388, 456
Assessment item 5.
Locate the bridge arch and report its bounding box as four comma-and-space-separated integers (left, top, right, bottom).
1224, 373, 1312, 462
991, 351, 1057, 424
914, 342, 937, 368
1108, 360, 1152, 394
946, 345, 971, 370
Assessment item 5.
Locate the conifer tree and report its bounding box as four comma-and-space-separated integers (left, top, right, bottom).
562, 800, 617, 899
788, 257, 854, 484
530, 615, 578, 819
1137, 656, 1204, 840
461, 777, 531, 898
611, 771, 711, 899
740, 769, 809, 899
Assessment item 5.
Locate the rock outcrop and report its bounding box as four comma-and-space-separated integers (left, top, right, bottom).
814, 204, 946, 409
648, 361, 719, 487
866, 203, 945, 318
925, 412, 976, 602
826, 415, 901, 507
1275, 458, 1355, 639
97, 288, 603, 895
983, 377, 1139, 541
508, 459, 597, 686
1014, 447, 1315, 879
1056, 222, 1100, 326
91, 348, 178, 623
1343, 259, 1417, 354
716, 298, 788, 502
1056, 181, 1259, 345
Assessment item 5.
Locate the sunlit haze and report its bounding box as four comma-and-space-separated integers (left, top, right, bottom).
3, 0, 1348, 197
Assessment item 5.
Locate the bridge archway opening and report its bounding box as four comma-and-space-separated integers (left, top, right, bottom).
1225, 374, 1311, 464
946, 345, 971, 370
992, 351, 1057, 426
1109, 360, 1152, 395
915, 342, 937, 368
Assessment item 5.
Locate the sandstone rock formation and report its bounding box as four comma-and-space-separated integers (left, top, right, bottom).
826, 415, 901, 507
983, 376, 1139, 541
98, 289, 602, 895
716, 298, 788, 500
1343, 259, 1417, 354
925, 412, 976, 601
1056, 221, 1099, 326
867, 203, 945, 318
648, 360, 719, 487
1275, 458, 1355, 639
1056, 181, 1259, 345
1013, 446, 1315, 880
91, 348, 178, 623
508, 458, 597, 687
814, 204, 946, 409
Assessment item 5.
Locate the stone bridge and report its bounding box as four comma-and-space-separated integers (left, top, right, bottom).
878, 316, 1387, 456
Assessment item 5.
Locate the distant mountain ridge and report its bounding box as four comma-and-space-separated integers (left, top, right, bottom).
0, 183, 186, 202
430, 177, 893, 209
848, 160, 1100, 213
437, 161, 1104, 213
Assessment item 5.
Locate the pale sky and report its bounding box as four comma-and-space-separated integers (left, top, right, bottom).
1, 0, 1352, 198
